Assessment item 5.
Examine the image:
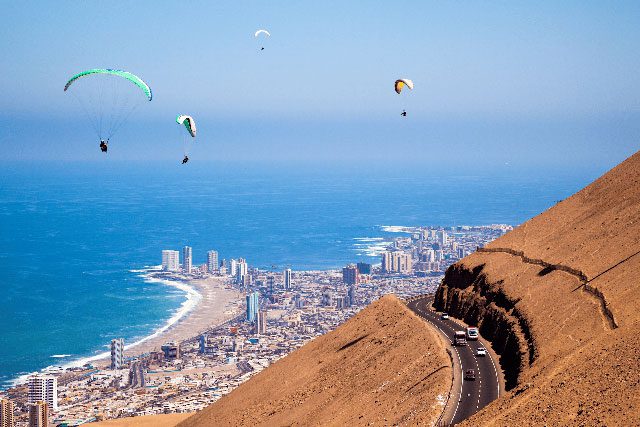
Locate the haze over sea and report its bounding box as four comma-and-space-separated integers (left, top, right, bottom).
0, 160, 607, 388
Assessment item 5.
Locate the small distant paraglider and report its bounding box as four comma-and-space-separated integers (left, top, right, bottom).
254, 29, 270, 50
394, 78, 413, 117
176, 115, 196, 165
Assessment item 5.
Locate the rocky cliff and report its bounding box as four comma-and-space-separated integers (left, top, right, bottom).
435, 152, 640, 425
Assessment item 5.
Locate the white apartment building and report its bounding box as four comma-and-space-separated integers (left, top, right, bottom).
161, 250, 180, 271
28, 375, 57, 411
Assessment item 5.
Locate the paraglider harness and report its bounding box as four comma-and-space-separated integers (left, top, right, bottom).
99, 139, 109, 152
401, 110, 407, 117
182, 155, 189, 164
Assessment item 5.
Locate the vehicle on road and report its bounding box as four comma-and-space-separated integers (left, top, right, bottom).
466, 327, 479, 340
441, 313, 449, 320
453, 331, 467, 346
464, 369, 476, 380
476, 347, 487, 357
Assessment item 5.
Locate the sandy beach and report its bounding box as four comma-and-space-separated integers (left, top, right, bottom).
123, 275, 244, 358
72, 275, 244, 368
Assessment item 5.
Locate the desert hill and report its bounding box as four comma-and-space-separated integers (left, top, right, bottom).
434, 151, 640, 425
178, 295, 451, 427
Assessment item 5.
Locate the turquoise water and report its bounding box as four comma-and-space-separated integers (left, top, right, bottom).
0, 161, 601, 388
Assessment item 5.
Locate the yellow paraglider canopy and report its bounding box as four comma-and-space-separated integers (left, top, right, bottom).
394, 79, 414, 94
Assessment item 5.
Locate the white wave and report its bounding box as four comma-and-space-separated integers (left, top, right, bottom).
50, 354, 72, 359
353, 237, 384, 242
8, 271, 202, 387
380, 225, 416, 233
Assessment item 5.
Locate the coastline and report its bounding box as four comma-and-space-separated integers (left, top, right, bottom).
9, 269, 243, 386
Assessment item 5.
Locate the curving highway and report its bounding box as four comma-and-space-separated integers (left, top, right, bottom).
407, 296, 501, 425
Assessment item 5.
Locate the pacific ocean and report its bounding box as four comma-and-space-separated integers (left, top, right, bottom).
0, 160, 602, 388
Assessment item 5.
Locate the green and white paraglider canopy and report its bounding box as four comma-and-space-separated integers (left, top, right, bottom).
176, 115, 196, 138
64, 68, 152, 142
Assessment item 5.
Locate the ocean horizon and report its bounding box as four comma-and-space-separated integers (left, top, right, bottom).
0, 160, 607, 389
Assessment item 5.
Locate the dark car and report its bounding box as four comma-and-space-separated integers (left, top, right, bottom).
464, 369, 476, 380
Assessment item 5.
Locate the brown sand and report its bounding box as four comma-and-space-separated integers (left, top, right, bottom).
178, 295, 451, 427
90, 276, 242, 366
91, 413, 191, 426
435, 151, 640, 425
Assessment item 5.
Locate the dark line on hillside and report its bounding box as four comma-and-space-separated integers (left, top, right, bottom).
337, 334, 369, 352
586, 248, 640, 284
405, 365, 449, 392
476, 247, 618, 329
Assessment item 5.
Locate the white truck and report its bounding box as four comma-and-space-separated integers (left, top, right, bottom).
453, 330, 467, 346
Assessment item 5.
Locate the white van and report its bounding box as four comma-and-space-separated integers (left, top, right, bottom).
466, 327, 479, 340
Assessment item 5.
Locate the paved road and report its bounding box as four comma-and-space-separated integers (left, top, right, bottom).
407, 296, 500, 425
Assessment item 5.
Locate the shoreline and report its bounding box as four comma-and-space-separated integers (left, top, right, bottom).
7, 269, 244, 387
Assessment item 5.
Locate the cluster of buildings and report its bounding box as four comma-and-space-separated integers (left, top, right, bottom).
161, 247, 251, 286
1, 225, 510, 426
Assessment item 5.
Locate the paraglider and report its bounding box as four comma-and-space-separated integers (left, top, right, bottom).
176, 115, 196, 164
394, 78, 413, 116
254, 29, 270, 51
64, 69, 152, 152
394, 78, 414, 94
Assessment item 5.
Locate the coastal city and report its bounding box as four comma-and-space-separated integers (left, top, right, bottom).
0, 225, 511, 427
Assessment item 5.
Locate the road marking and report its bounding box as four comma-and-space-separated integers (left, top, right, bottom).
410, 297, 502, 424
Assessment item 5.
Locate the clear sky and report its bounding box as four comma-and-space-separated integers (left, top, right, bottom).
1, 1, 639, 169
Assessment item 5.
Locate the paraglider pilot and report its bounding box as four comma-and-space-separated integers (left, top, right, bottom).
401, 110, 407, 117
99, 140, 108, 152
182, 155, 189, 164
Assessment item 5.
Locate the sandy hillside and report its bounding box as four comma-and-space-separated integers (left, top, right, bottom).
434, 151, 640, 425
178, 295, 451, 427
91, 413, 191, 426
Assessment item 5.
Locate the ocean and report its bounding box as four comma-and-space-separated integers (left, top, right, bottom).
0, 160, 604, 388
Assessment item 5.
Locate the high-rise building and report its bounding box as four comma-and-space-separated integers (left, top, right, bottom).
246, 291, 260, 322
382, 252, 393, 273
356, 262, 371, 275
28, 401, 47, 427
206, 250, 219, 274
229, 259, 238, 277
0, 399, 14, 427
128, 361, 145, 389
28, 375, 57, 411
381, 251, 412, 274
161, 250, 180, 271
266, 275, 275, 295
284, 268, 292, 290
182, 246, 193, 273
256, 310, 267, 334
437, 230, 447, 247
347, 285, 356, 307
236, 259, 248, 285
396, 252, 412, 274
342, 264, 359, 285
110, 338, 124, 370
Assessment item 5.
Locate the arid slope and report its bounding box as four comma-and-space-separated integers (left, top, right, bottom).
435, 152, 640, 425
179, 295, 451, 427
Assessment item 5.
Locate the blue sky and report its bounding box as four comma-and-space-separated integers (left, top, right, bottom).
0, 1, 639, 168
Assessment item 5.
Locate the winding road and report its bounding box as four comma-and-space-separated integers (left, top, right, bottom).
407, 296, 501, 425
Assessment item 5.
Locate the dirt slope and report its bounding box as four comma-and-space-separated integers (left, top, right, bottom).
179, 295, 451, 427
434, 152, 640, 425
91, 413, 191, 426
